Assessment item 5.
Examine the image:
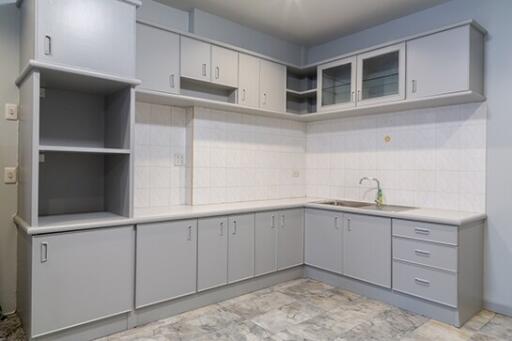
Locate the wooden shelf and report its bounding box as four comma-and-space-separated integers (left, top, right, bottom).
39, 145, 131, 155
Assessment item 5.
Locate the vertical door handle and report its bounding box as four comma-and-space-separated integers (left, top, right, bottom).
220, 222, 224, 236
169, 74, 175, 88
40, 242, 48, 263
334, 217, 339, 229
351, 91, 355, 103
187, 225, 192, 241
202, 63, 207, 77
263, 93, 267, 105
271, 215, 275, 229
346, 218, 352, 231
412, 80, 417, 93
242, 89, 246, 102
215, 66, 220, 79
280, 215, 285, 228
357, 90, 361, 101
44, 35, 52, 56
232, 220, 237, 235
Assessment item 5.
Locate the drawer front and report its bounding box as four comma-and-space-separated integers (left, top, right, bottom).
393, 237, 457, 272
393, 261, 457, 307
393, 219, 457, 245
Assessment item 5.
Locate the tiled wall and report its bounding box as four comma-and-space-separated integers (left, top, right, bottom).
134, 102, 191, 214
192, 107, 306, 204
306, 103, 487, 212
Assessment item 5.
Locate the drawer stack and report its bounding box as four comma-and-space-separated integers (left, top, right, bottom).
392, 220, 458, 307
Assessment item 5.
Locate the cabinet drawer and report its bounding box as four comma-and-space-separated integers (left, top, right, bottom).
393, 261, 457, 307
393, 219, 457, 245
393, 237, 457, 272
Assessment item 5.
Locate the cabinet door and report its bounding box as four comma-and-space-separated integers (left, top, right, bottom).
37, 0, 136, 77
259, 60, 286, 112
136, 220, 197, 308
198, 216, 228, 291
212, 45, 238, 88
277, 209, 304, 270
136, 23, 180, 94
228, 214, 255, 283
343, 214, 391, 288
31, 226, 134, 337
407, 26, 471, 99
305, 209, 343, 274
238, 53, 260, 108
356, 43, 405, 105
255, 211, 278, 276
317, 56, 357, 111
180, 36, 211, 82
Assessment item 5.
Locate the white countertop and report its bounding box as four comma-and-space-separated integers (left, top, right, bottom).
15, 197, 486, 235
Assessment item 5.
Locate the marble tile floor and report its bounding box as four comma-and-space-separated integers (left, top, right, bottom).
1, 279, 511, 340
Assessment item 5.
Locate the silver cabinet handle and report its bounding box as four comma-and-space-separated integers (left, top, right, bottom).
271, 215, 275, 229
334, 217, 339, 229
263, 93, 267, 105
44, 35, 52, 55
346, 217, 352, 231
357, 89, 361, 101
187, 225, 192, 241
242, 89, 246, 102
232, 220, 237, 235
220, 222, 224, 236
170, 74, 175, 88
202, 63, 207, 76
351, 90, 355, 102
414, 277, 430, 286
414, 227, 430, 235
280, 215, 285, 228
215, 66, 220, 79
412, 80, 417, 93
414, 249, 431, 257
40, 242, 48, 263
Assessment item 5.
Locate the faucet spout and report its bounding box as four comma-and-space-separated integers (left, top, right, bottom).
359, 177, 384, 207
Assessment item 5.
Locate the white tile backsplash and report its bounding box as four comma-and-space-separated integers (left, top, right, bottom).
306, 103, 487, 212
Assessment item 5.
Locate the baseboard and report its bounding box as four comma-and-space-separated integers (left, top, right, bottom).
484, 301, 512, 317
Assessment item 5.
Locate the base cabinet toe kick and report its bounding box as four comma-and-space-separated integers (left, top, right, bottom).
17, 207, 484, 340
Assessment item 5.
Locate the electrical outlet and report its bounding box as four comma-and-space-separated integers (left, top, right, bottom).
174, 153, 185, 166
4, 167, 17, 184
5, 103, 18, 120
292, 170, 300, 178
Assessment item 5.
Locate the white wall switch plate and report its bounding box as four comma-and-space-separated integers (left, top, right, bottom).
174, 153, 185, 166
292, 170, 300, 177
5, 103, 18, 120
4, 167, 17, 184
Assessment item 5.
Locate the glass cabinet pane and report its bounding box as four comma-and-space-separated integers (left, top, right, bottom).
361, 51, 399, 100
321, 63, 352, 106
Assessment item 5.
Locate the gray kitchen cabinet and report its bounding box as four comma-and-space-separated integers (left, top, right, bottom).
259, 59, 286, 112
197, 216, 228, 291
406, 25, 484, 99
30, 226, 134, 337
211, 45, 239, 88
343, 214, 391, 288
136, 220, 197, 308
19, 0, 139, 78
180, 36, 211, 82
238, 53, 260, 108
277, 209, 305, 270
305, 209, 343, 274
228, 214, 255, 283
255, 211, 278, 276
136, 23, 180, 94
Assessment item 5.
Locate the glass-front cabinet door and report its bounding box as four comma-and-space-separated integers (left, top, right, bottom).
317, 56, 356, 111
356, 43, 405, 105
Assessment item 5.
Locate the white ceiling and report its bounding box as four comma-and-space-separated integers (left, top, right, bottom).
155, 0, 449, 46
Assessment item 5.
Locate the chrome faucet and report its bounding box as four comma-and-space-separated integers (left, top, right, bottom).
359, 177, 384, 207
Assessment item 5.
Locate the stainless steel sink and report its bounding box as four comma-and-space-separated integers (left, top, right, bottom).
316, 200, 372, 208
359, 204, 413, 212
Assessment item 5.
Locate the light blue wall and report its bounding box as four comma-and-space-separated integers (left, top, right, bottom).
189, 8, 303, 66
137, 0, 189, 32
307, 0, 512, 315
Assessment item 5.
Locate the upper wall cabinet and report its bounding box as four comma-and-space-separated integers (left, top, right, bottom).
238, 53, 260, 108
19, 0, 140, 78
259, 59, 286, 112
317, 56, 357, 111
406, 25, 484, 99
136, 23, 180, 94
180, 36, 238, 88
356, 43, 406, 105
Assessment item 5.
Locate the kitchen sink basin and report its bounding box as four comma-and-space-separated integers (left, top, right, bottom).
316, 200, 372, 208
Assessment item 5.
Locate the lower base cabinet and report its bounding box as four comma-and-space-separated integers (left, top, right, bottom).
343, 214, 392, 288
228, 214, 255, 283
198, 216, 228, 291
136, 220, 197, 308
28, 226, 134, 338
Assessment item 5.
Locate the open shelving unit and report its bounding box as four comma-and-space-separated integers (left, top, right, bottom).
17, 64, 136, 226
286, 66, 317, 114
